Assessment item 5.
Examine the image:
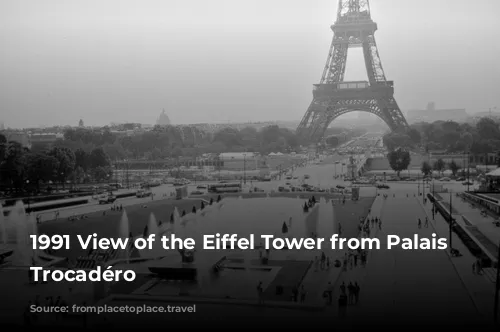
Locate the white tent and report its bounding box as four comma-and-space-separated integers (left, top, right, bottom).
485, 168, 500, 178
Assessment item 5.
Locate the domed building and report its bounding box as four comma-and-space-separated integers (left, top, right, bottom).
156, 109, 171, 125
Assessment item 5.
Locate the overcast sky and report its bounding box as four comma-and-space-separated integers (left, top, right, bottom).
1, 0, 499, 128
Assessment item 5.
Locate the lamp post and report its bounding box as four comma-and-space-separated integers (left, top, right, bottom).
243, 153, 247, 185
467, 151, 471, 192
126, 160, 130, 189
26, 180, 30, 212
417, 174, 420, 196
217, 154, 221, 182
449, 191, 453, 251
432, 175, 435, 220
422, 174, 425, 203
494, 240, 500, 322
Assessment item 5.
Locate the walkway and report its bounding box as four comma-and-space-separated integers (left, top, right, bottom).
416, 197, 498, 320
327, 194, 489, 327
447, 195, 500, 251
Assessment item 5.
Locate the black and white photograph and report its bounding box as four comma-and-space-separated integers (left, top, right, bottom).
0, 0, 499, 329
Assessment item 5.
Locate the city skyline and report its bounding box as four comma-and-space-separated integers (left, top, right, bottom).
1, 0, 499, 128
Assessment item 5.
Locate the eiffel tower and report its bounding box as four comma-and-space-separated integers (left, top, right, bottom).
297, 0, 409, 143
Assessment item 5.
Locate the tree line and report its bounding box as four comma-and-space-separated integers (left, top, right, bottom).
0, 133, 113, 194
49, 124, 301, 161
382, 117, 500, 157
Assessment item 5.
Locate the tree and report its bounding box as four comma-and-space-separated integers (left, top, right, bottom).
0, 141, 27, 189
383, 133, 412, 151
47, 147, 76, 188
75, 148, 90, 171
72, 166, 86, 184
407, 128, 421, 145
92, 166, 112, 182
0, 134, 6, 144
89, 147, 110, 169
387, 148, 411, 177
102, 142, 126, 161
448, 160, 460, 177
421, 161, 432, 176
213, 128, 242, 149
476, 117, 500, 140
325, 136, 339, 147
433, 158, 446, 177
25, 153, 59, 191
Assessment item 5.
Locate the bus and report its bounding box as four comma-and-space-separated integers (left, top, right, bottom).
2, 196, 91, 216
207, 183, 241, 193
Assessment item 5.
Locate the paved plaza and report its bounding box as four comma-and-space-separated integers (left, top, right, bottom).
1, 158, 499, 327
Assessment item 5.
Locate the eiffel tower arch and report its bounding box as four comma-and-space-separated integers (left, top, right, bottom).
297, 0, 409, 143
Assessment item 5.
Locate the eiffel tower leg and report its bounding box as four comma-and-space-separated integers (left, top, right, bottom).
302, 103, 349, 143
376, 98, 408, 132
297, 100, 328, 141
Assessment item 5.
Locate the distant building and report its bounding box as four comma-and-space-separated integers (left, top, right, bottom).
5, 131, 31, 149
78, 119, 84, 127
30, 132, 63, 149
406, 102, 468, 123
156, 110, 171, 126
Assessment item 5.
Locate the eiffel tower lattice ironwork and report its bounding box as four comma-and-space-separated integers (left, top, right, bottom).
297, 0, 409, 143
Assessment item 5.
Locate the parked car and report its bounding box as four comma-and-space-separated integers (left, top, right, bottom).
462, 181, 473, 185
190, 190, 204, 195
196, 185, 207, 189
439, 177, 451, 181
377, 184, 390, 189
136, 189, 152, 198
98, 194, 116, 204
278, 186, 291, 192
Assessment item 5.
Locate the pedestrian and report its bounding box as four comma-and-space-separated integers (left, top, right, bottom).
340, 282, 346, 296
417, 218, 421, 229
314, 256, 319, 272
292, 286, 299, 302
321, 252, 326, 270
325, 282, 334, 305
424, 217, 429, 228
472, 261, 476, 274
354, 282, 360, 304
300, 285, 306, 303
347, 282, 355, 304
256, 281, 264, 304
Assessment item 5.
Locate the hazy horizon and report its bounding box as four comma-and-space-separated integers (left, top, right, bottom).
1, 0, 499, 128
